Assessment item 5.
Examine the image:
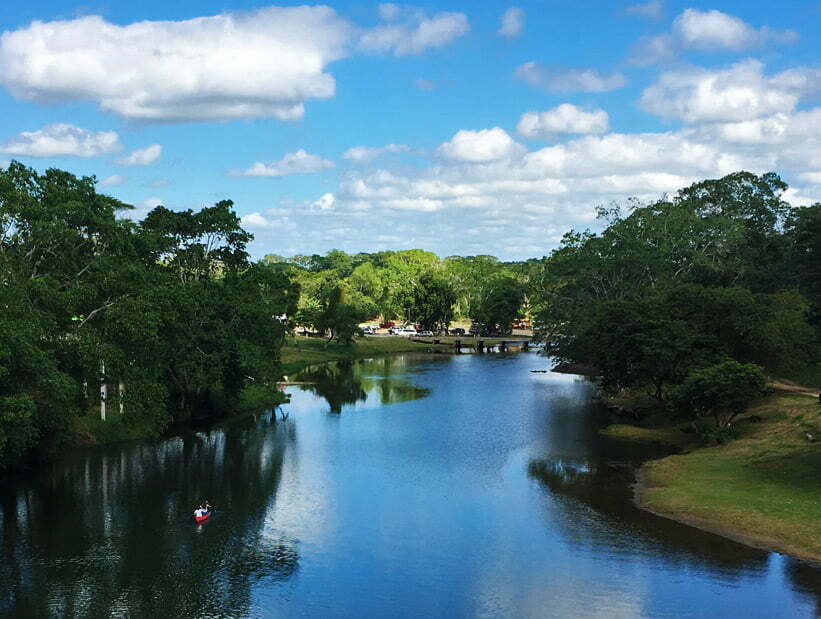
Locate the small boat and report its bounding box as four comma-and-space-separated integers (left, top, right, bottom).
194, 510, 212, 524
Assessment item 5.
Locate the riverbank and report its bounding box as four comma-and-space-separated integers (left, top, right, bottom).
279, 335, 450, 376
604, 391, 821, 564
25, 337, 448, 467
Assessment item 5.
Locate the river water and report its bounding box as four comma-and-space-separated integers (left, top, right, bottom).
1, 352, 819, 618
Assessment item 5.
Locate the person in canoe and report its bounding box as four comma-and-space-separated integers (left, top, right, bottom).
193, 501, 211, 522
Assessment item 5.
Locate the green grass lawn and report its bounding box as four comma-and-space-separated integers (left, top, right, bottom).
279, 335, 448, 376
637, 393, 821, 562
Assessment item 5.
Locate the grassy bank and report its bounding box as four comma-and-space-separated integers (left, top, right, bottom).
613, 391, 821, 563
279, 335, 449, 376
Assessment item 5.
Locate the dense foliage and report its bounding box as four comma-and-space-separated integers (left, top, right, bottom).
0, 162, 297, 469
261, 249, 533, 334
532, 171, 821, 426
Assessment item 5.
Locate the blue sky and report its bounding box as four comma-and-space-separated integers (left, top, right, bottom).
1, 1, 820, 259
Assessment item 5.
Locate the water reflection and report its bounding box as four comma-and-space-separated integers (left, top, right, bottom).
527, 458, 769, 575
0, 412, 298, 618
1, 353, 819, 618
294, 356, 429, 413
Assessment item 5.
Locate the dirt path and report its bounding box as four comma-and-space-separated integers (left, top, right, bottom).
768, 379, 820, 398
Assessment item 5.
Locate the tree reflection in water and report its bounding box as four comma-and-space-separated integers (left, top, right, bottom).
0, 411, 298, 618
295, 356, 430, 413
527, 456, 821, 608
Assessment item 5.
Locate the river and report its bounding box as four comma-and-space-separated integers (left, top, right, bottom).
1, 352, 819, 617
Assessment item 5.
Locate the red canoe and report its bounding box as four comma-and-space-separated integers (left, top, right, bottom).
194, 510, 211, 524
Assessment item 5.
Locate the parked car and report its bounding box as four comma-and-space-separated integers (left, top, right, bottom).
379, 321, 396, 329
361, 325, 375, 334
390, 326, 417, 335
468, 323, 483, 335
450, 327, 465, 336
417, 330, 433, 337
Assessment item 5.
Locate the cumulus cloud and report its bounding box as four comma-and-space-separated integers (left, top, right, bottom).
436, 127, 524, 163
100, 174, 127, 187
674, 9, 798, 51
517, 104, 609, 138
244, 95, 821, 259
116, 143, 161, 166
624, 1, 664, 20
307, 85, 821, 257
630, 9, 798, 65
498, 7, 525, 38
359, 9, 468, 56
343, 143, 410, 163
0, 123, 120, 157
0, 8, 353, 123
312, 193, 336, 210
230, 149, 335, 178
515, 62, 627, 93
640, 60, 805, 123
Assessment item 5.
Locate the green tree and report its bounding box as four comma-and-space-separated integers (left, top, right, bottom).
787, 203, 821, 312
408, 273, 457, 332
314, 286, 367, 344
473, 276, 524, 334
669, 361, 768, 428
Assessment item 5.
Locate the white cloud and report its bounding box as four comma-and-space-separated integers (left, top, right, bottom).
515, 62, 627, 93
141, 196, 163, 209
359, 10, 468, 56
312, 193, 336, 210
498, 8, 524, 38
436, 127, 524, 163
630, 9, 798, 65
241, 212, 274, 228
625, 1, 664, 20
117, 195, 165, 221
640, 60, 803, 123
116, 143, 161, 166
0, 123, 120, 157
517, 105, 609, 138
100, 174, 127, 187
0, 8, 351, 122
312, 94, 821, 256
231, 149, 335, 178
674, 9, 798, 51
343, 143, 410, 163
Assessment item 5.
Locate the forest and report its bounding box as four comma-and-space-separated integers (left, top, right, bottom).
1, 161, 819, 469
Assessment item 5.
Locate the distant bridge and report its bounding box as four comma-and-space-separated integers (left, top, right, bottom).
410, 336, 532, 352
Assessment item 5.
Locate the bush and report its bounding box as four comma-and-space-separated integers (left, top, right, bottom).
669, 361, 768, 428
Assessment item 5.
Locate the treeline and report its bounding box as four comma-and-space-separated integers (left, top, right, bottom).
533, 172, 821, 435
260, 249, 534, 340
2, 162, 819, 468
0, 162, 297, 470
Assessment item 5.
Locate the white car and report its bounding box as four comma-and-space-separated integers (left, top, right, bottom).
390, 326, 416, 336
417, 330, 433, 337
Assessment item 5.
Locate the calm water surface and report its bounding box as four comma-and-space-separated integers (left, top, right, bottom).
1, 352, 819, 618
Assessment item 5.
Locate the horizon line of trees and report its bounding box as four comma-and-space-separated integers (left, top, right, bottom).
259, 248, 532, 342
